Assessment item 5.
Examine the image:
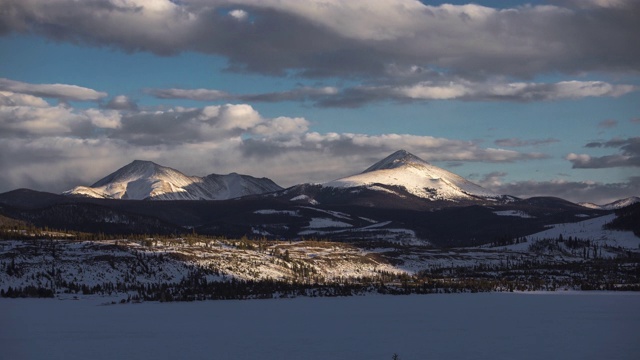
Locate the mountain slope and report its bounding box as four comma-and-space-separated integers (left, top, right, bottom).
324, 150, 501, 202
63, 160, 282, 200
579, 196, 640, 210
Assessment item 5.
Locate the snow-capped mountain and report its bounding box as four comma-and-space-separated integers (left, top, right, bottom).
323, 150, 502, 202
63, 160, 282, 200
579, 196, 640, 210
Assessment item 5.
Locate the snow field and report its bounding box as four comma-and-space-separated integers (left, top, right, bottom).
1, 293, 639, 360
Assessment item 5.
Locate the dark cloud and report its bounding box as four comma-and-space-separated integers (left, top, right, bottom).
567, 137, 640, 168
149, 80, 635, 108
315, 80, 635, 108
147, 86, 338, 103
1, 1, 639, 80
149, 88, 230, 101
486, 177, 640, 205
494, 138, 559, 147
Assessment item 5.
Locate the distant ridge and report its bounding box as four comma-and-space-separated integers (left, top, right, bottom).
579, 196, 640, 210
63, 160, 282, 200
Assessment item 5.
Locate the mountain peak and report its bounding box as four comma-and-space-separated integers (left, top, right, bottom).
130, 159, 158, 166
64, 160, 282, 200
91, 160, 171, 188
324, 150, 500, 202
363, 150, 427, 173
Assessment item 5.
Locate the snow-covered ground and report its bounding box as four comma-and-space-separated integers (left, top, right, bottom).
1, 292, 638, 360
485, 214, 639, 254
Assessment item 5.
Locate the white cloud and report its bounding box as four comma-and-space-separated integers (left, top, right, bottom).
0, 91, 49, 107
0, 98, 549, 192
0, 78, 107, 101
229, 9, 249, 21
566, 153, 592, 164
0, 104, 83, 135
86, 109, 122, 129
394, 82, 471, 100
554, 81, 635, 99
216, 104, 262, 130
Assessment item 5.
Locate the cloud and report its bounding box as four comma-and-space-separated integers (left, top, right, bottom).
494, 138, 560, 147
0, 103, 85, 136
317, 80, 635, 107
0, 78, 107, 101
149, 88, 230, 101
229, 9, 249, 21
0, 91, 49, 107
86, 109, 122, 129
631, 118, 640, 124
148, 86, 339, 103
393, 81, 635, 101
477, 171, 508, 188
103, 95, 138, 111
1, 0, 639, 80
148, 80, 635, 108
567, 137, 640, 168
551, 0, 632, 9
0, 96, 549, 193
598, 119, 618, 128
484, 177, 640, 205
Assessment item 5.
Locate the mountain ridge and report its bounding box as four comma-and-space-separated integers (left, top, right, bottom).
63, 160, 282, 201
579, 196, 640, 210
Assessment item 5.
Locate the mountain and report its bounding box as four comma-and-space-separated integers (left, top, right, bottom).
63, 160, 282, 200
579, 196, 640, 210
276, 150, 512, 209
325, 150, 500, 201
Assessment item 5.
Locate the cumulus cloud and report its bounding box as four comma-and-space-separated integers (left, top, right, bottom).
0, 96, 549, 192
1, 0, 639, 80
86, 109, 122, 129
0, 91, 49, 107
0, 78, 107, 101
228, 9, 249, 21
103, 95, 138, 111
567, 137, 640, 168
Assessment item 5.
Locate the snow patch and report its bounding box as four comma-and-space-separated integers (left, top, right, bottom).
305, 218, 352, 229
493, 210, 535, 218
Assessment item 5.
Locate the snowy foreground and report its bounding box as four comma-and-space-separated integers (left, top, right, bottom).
2, 292, 639, 360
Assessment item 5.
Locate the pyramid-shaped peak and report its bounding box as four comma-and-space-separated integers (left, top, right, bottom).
130, 159, 158, 165
91, 160, 179, 188
362, 150, 428, 173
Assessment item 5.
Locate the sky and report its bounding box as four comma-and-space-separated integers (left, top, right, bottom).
0, 0, 638, 204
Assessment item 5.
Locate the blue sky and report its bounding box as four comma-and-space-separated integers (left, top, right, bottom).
0, 0, 638, 203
